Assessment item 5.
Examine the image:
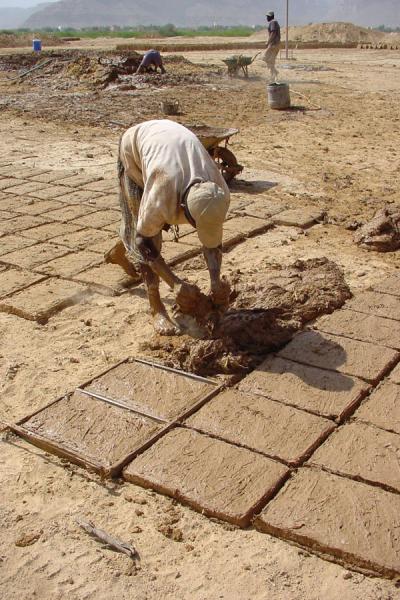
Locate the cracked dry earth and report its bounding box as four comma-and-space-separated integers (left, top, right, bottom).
1, 46, 400, 600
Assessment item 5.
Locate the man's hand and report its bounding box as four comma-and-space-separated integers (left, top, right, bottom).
211, 278, 231, 308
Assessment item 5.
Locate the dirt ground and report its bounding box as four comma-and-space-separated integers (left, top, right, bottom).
1, 42, 400, 599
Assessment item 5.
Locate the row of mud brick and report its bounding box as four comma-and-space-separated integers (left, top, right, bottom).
0, 164, 324, 322
12, 272, 400, 579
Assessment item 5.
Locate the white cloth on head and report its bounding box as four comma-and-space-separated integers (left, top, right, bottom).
119, 119, 230, 240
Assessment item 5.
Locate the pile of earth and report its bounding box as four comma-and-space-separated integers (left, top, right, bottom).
141, 257, 351, 378
0, 33, 65, 49
251, 22, 386, 45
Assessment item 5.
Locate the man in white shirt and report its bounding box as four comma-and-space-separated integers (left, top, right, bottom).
106, 120, 230, 335
263, 11, 281, 82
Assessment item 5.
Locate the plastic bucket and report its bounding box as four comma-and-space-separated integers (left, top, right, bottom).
267, 83, 291, 110
33, 39, 42, 53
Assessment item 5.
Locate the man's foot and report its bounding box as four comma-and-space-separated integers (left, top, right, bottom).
153, 312, 180, 336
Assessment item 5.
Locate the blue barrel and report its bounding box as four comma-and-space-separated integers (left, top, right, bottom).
33, 39, 42, 53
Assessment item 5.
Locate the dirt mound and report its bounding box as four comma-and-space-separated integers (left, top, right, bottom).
0, 33, 64, 49
251, 22, 386, 45
141, 258, 351, 378
354, 206, 400, 252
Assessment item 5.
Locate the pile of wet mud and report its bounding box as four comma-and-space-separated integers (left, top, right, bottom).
141, 258, 351, 378
354, 206, 400, 252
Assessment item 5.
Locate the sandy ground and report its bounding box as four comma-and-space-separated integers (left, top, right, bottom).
1, 44, 400, 599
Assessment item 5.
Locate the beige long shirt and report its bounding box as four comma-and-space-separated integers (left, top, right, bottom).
119, 119, 229, 238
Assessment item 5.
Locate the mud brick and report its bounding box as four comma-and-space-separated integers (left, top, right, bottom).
272, 208, 324, 229
223, 215, 272, 237
238, 198, 287, 219
11, 168, 50, 179
0, 234, 37, 256
239, 355, 369, 421
256, 468, 400, 578
84, 360, 215, 421
19, 222, 83, 242
30, 170, 78, 184
73, 263, 136, 295
390, 363, 400, 384
162, 241, 199, 264
0, 278, 88, 323
83, 179, 118, 193
0, 214, 48, 236
22, 391, 163, 473
55, 174, 104, 188
0, 210, 15, 220
51, 227, 114, 250
124, 428, 288, 527
310, 421, 400, 493
91, 234, 118, 255
24, 185, 71, 200
186, 388, 334, 465
0, 195, 37, 213
315, 309, 400, 350
167, 231, 201, 247
356, 381, 400, 434
102, 222, 119, 234
72, 209, 120, 229
85, 194, 118, 210
278, 330, 399, 384
371, 273, 400, 297
3, 181, 48, 196
0, 178, 26, 190
36, 250, 102, 278
14, 199, 66, 216
55, 190, 103, 205
45, 204, 98, 223
0, 267, 46, 299
1, 242, 71, 269
345, 290, 400, 321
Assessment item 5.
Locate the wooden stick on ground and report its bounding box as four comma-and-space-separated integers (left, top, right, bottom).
76, 517, 138, 559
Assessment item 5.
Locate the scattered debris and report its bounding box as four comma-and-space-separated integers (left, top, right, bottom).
15, 530, 42, 547
354, 206, 400, 252
76, 517, 138, 559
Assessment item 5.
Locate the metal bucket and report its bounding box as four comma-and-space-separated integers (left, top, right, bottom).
33, 39, 42, 53
267, 83, 291, 110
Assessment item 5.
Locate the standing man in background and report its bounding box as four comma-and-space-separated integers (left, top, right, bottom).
263, 11, 281, 82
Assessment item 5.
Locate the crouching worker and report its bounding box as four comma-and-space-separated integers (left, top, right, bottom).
105, 119, 230, 335
136, 49, 166, 74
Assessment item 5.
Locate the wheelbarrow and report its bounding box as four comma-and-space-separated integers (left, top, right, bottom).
187, 124, 243, 184
222, 52, 261, 78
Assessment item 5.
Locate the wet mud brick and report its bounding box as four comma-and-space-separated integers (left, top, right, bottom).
35, 250, 102, 278
19, 391, 163, 476
255, 467, 400, 578
315, 309, 400, 349
19, 221, 83, 243
0, 194, 42, 213
0, 242, 71, 270
0, 278, 88, 323
186, 388, 335, 465
22, 184, 73, 201
50, 227, 113, 250
0, 267, 46, 299
309, 421, 400, 493
55, 174, 104, 188
2, 181, 50, 196
355, 381, 400, 434
345, 290, 400, 321
44, 204, 99, 222
235, 198, 287, 219
0, 214, 48, 236
161, 241, 200, 265
71, 209, 120, 229
29, 170, 78, 184
124, 428, 288, 527
371, 273, 400, 297
272, 208, 325, 229
83, 360, 216, 421
73, 263, 136, 296
0, 178, 26, 190
12, 199, 65, 216
0, 234, 37, 256
84, 193, 118, 210
239, 355, 369, 421
278, 330, 399, 384
83, 179, 118, 193
223, 215, 272, 237
55, 190, 104, 205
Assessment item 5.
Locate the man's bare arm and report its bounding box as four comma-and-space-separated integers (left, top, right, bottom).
136, 234, 180, 288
